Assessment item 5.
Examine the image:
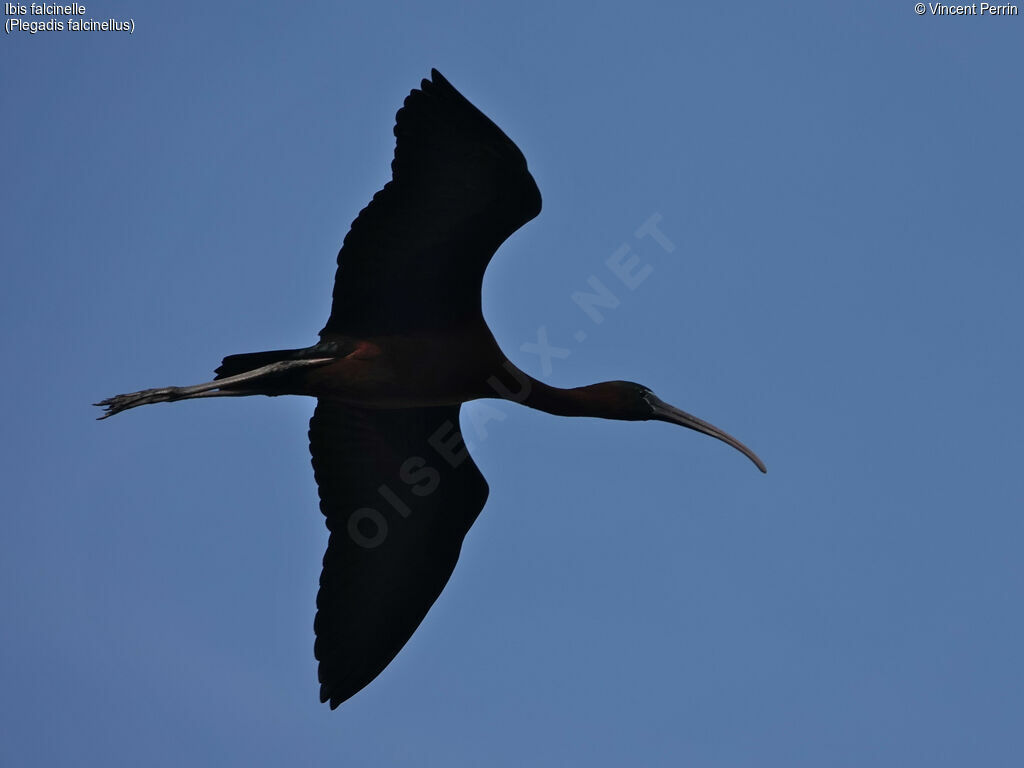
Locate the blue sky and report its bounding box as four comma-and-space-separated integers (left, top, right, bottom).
3, 1, 1022, 765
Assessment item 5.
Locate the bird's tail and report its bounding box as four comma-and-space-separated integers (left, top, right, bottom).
214, 338, 355, 379
214, 348, 309, 380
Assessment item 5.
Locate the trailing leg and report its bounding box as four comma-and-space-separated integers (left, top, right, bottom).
95, 358, 333, 419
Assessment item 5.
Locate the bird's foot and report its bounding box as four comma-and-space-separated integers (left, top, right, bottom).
94, 387, 187, 419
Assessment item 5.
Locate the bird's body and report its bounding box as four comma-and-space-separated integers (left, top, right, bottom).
298, 329, 508, 408
98, 70, 764, 709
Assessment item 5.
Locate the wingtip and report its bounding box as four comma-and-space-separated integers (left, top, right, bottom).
319, 684, 344, 710
429, 68, 455, 92
415, 69, 455, 101
320, 679, 348, 710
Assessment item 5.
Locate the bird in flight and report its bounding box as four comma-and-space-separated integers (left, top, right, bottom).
97, 69, 765, 709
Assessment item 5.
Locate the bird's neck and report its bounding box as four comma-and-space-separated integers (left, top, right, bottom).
527, 381, 616, 418
485, 361, 613, 418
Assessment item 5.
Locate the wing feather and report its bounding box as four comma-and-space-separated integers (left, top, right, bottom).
308, 400, 489, 707
320, 69, 541, 336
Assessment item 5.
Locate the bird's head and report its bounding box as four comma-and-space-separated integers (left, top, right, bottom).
593, 381, 766, 473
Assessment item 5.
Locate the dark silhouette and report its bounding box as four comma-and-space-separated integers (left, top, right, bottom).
98, 70, 765, 708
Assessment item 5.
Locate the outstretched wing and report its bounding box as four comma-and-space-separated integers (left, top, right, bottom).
308, 400, 489, 708
320, 69, 542, 336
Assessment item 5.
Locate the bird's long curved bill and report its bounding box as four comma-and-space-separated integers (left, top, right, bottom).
648, 395, 766, 473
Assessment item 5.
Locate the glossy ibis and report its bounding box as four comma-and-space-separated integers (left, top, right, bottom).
97, 69, 765, 708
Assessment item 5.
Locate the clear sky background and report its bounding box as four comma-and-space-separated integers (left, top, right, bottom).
3, 2, 1022, 766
